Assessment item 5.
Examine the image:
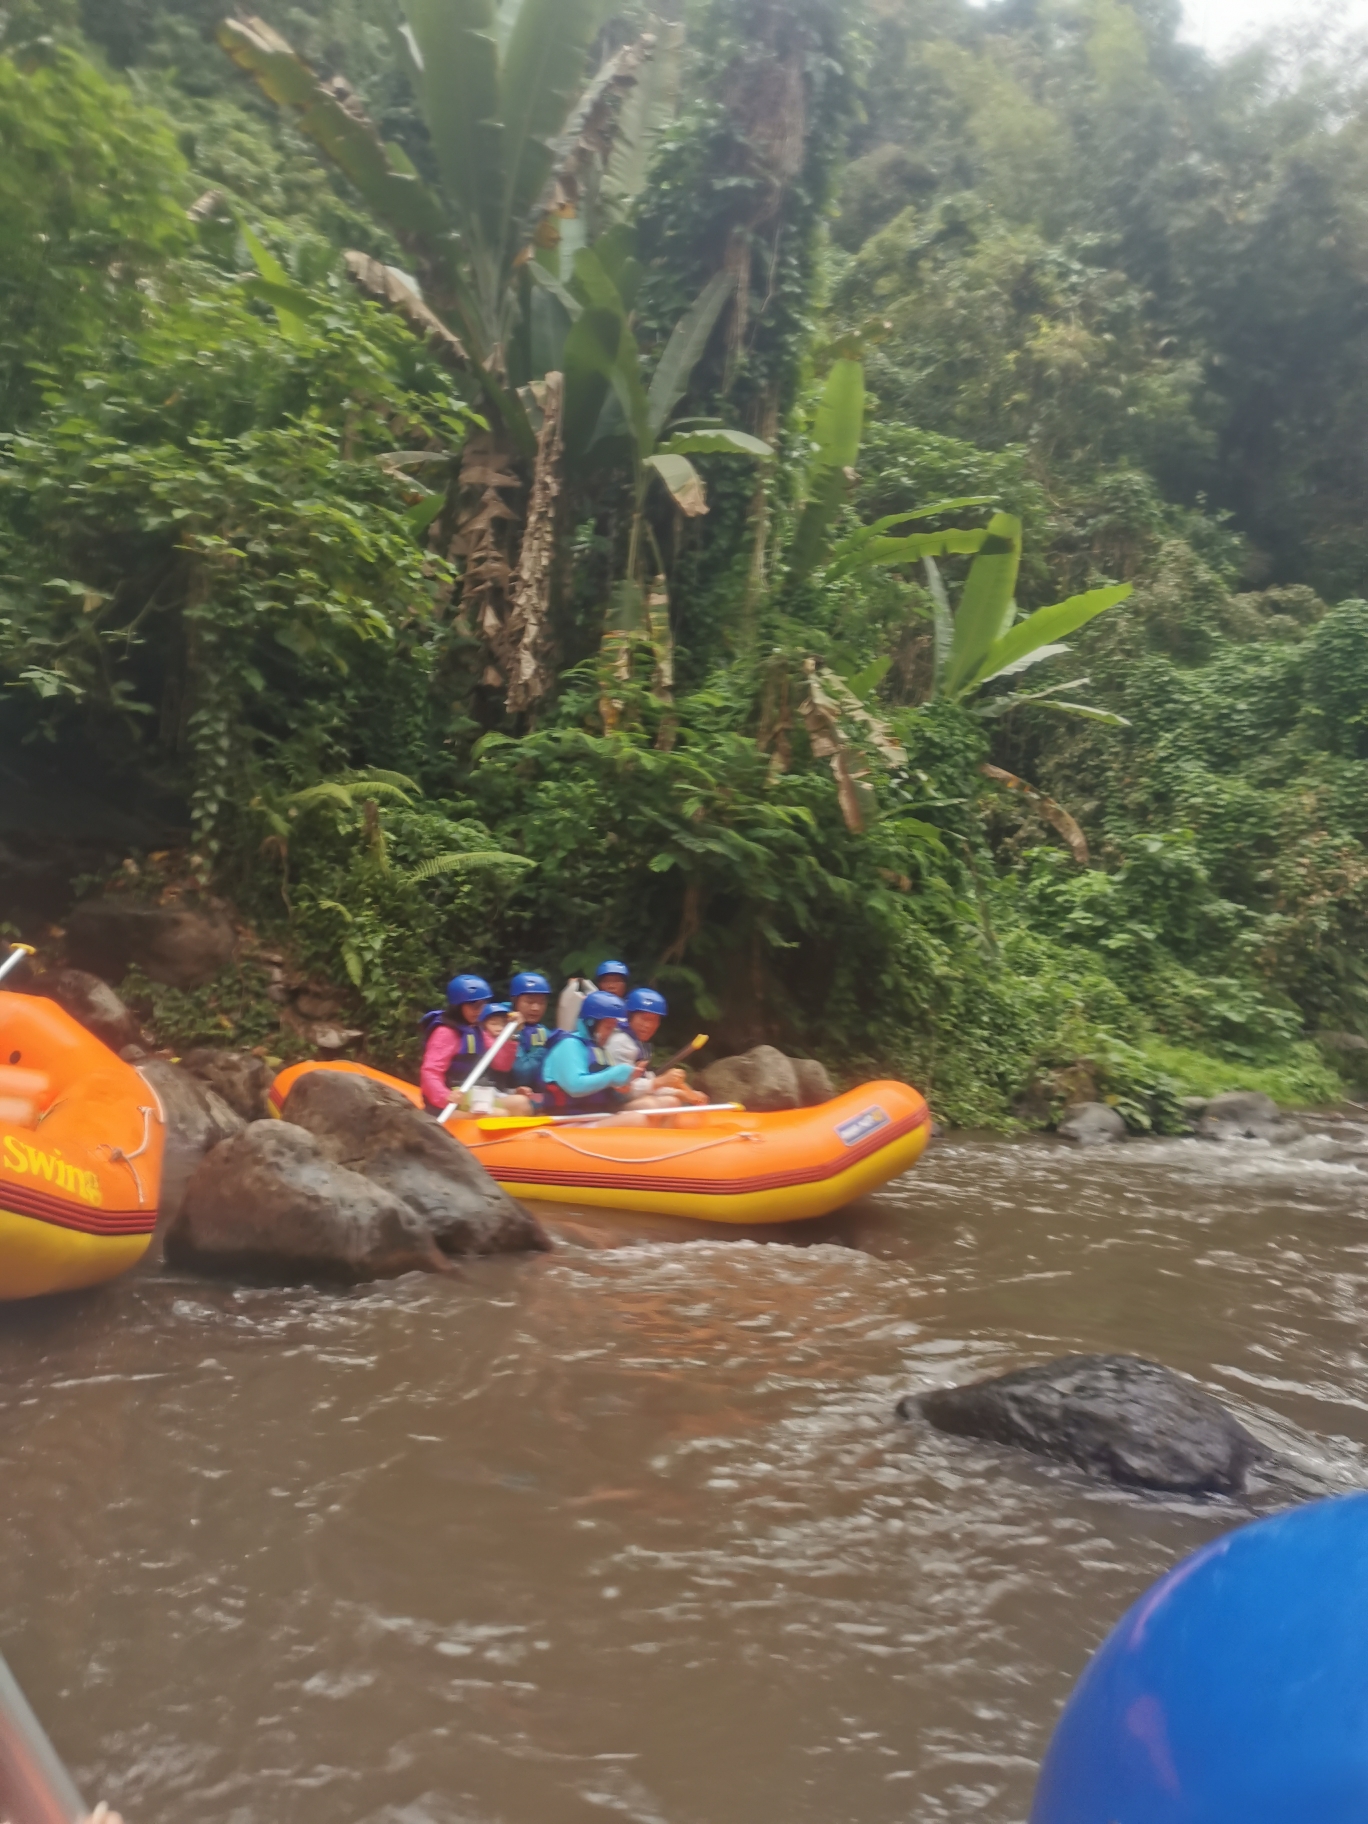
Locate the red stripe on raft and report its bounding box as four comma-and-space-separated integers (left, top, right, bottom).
472, 1107, 931, 1197
0, 1179, 156, 1236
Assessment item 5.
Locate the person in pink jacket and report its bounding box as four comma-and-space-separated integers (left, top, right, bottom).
419, 972, 491, 1112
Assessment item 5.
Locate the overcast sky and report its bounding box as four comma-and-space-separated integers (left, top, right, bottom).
1181, 0, 1368, 56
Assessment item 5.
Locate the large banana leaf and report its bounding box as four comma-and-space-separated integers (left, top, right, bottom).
940, 511, 1022, 699
646, 453, 708, 515
562, 247, 649, 454
827, 497, 993, 569
966, 583, 1133, 692
789, 358, 865, 585
646, 270, 735, 444
603, 21, 682, 214
562, 304, 625, 458
500, 0, 613, 272
402, 0, 502, 264
826, 525, 986, 583
217, 18, 450, 254
659, 428, 772, 458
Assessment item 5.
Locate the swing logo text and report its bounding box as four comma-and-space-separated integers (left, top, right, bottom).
3, 1136, 104, 1206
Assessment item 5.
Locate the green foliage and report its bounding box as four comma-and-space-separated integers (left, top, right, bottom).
0, 44, 191, 422
0, 254, 469, 854
3, 8, 1365, 1130
1305, 599, 1368, 757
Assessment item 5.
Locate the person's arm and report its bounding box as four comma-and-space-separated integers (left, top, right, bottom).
543, 1037, 635, 1100
420, 1026, 460, 1110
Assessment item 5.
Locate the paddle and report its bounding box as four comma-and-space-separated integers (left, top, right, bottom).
475, 1102, 743, 1132
436, 1014, 523, 1126
0, 944, 35, 988
655, 1031, 708, 1075
0, 1648, 87, 1824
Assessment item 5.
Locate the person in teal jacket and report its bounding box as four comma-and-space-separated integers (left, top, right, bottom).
540, 990, 639, 1114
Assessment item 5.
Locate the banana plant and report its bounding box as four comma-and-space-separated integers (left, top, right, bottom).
217, 5, 677, 712
921, 512, 1132, 722
557, 237, 771, 647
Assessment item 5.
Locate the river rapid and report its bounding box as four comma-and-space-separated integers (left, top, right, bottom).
3, 1124, 1368, 1824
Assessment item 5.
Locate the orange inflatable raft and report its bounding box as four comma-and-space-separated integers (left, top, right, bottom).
270, 1059, 931, 1223
0, 991, 165, 1298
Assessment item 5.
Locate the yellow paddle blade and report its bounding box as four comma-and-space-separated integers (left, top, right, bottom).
476, 1116, 554, 1132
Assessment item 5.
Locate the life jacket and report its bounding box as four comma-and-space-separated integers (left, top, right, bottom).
421, 1008, 487, 1088
511, 1022, 558, 1090
540, 1027, 625, 1114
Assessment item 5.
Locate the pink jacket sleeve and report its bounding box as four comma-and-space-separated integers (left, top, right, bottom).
420, 1025, 460, 1110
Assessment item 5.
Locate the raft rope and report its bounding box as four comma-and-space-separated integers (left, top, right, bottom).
470, 1127, 761, 1166
99, 1106, 156, 1207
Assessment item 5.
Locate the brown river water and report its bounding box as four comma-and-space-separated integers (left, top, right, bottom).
3, 1124, 1368, 1824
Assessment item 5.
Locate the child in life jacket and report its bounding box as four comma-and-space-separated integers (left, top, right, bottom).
418, 972, 491, 1113
508, 970, 556, 1095
605, 987, 707, 1108
540, 989, 639, 1114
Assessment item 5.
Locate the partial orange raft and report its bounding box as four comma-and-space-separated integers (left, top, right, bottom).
0, 993, 164, 1299
270, 1059, 932, 1223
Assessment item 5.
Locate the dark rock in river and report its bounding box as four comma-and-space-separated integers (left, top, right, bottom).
166, 1120, 446, 1283
280, 1066, 549, 1256
791, 1057, 836, 1107
139, 1057, 245, 1237
1057, 1101, 1127, 1145
180, 1046, 272, 1122
1195, 1090, 1299, 1143
30, 967, 142, 1053
899, 1354, 1267, 1496
66, 899, 235, 990
700, 1045, 801, 1111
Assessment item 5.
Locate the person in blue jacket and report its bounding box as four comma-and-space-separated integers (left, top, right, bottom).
508, 970, 556, 1094
541, 989, 639, 1114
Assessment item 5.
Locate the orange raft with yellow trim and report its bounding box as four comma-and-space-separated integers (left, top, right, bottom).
269, 1060, 931, 1224
0, 992, 165, 1299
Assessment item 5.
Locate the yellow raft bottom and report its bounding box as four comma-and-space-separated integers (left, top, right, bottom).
0, 1207, 152, 1300
483, 1117, 932, 1225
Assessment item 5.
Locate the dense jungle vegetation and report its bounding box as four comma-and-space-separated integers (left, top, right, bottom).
3, 0, 1367, 1124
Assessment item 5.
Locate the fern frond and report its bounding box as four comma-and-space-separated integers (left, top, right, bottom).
406, 851, 533, 884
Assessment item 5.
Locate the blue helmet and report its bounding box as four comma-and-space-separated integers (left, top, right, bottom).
625, 987, 667, 1016
482, 1001, 512, 1017
510, 970, 551, 998
594, 959, 629, 983
1031, 1490, 1368, 1824
447, 973, 492, 1006
579, 989, 627, 1027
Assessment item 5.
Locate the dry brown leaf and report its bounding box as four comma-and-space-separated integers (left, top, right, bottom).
979, 763, 1090, 865
343, 252, 468, 370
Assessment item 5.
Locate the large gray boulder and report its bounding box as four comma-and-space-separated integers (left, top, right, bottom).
66, 899, 235, 990
1195, 1090, 1289, 1141
180, 1047, 272, 1122
898, 1354, 1267, 1496
280, 1067, 549, 1256
1057, 1101, 1127, 1145
699, 1045, 801, 1112
139, 1058, 245, 1237
30, 968, 142, 1053
166, 1120, 445, 1283
792, 1057, 836, 1107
